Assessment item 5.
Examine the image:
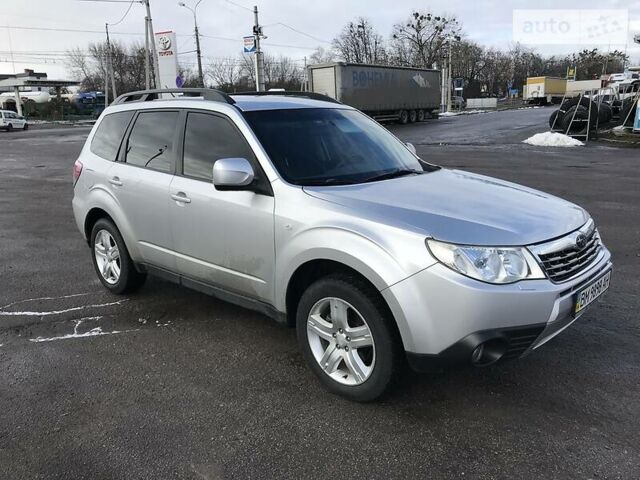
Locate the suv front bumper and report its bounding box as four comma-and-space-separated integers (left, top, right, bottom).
381, 245, 612, 371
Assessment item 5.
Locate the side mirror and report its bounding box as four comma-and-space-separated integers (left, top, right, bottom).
212, 157, 255, 190
406, 142, 417, 155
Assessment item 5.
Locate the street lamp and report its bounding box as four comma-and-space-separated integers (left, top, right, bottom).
178, 0, 204, 87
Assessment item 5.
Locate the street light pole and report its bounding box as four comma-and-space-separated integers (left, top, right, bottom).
179, 0, 205, 87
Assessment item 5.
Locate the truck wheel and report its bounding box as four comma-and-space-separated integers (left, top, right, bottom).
417, 110, 425, 122
408, 110, 417, 123
399, 110, 409, 124
296, 274, 402, 402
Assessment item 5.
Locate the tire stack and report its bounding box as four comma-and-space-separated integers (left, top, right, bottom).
548, 97, 611, 134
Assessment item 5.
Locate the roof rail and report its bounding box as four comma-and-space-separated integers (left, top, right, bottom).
111, 88, 235, 106
231, 91, 341, 104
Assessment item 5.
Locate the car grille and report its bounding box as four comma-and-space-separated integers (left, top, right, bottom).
537, 228, 602, 283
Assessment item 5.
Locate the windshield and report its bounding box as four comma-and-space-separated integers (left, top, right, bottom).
243, 108, 437, 185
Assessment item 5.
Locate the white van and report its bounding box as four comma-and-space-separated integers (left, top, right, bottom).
0, 110, 28, 131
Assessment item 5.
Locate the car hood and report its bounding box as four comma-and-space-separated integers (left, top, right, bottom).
303, 169, 588, 246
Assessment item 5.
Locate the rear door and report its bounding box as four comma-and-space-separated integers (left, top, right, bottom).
168, 110, 275, 303
108, 109, 180, 270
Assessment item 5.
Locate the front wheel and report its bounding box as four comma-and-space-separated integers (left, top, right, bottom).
90, 218, 146, 294
23, 123, 28, 130
6, 123, 13, 132
296, 274, 402, 402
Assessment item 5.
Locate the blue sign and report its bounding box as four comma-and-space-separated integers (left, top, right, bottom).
175, 75, 184, 88
243, 36, 256, 53
634, 103, 640, 132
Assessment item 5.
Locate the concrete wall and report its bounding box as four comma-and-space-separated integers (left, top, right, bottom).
466, 98, 498, 109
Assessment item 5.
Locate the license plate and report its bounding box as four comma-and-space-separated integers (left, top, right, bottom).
574, 270, 611, 315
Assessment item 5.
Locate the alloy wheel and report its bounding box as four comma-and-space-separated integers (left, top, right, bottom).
306, 297, 376, 386
94, 229, 121, 285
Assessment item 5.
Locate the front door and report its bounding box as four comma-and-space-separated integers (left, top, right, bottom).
168, 111, 275, 303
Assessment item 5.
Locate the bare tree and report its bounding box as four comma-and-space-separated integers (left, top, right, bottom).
309, 46, 336, 65
390, 12, 461, 68
207, 57, 242, 91
333, 18, 387, 64
66, 41, 150, 93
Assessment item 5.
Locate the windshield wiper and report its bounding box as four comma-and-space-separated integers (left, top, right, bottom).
297, 177, 356, 186
361, 169, 422, 183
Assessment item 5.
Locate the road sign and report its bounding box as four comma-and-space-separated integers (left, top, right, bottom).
243, 36, 256, 53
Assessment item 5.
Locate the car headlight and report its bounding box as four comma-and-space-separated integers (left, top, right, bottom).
426, 239, 546, 284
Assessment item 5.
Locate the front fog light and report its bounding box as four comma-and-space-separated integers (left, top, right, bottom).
426, 239, 545, 284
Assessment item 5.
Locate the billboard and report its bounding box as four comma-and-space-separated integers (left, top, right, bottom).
155, 31, 179, 89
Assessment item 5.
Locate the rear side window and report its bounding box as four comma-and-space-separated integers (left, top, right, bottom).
90, 111, 134, 161
125, 111, 178, 173
183, 112, 254, 180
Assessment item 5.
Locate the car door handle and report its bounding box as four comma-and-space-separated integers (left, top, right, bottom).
171, 192, 191, 204
109, 176, 123, 186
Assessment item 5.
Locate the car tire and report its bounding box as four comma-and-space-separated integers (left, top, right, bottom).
90, 218, 146, 294
408, 110, 417, 123
561, 105, 590, 134
620, 101, 637, 127
398, 110, 409, 124
559, 96, 598, 122
417, 109, 425, 122
597, 103, 612, 124
7, 123, 12, 132
296, 273, 402, 402
549, 110, 562, 130
23, 123, 28, 130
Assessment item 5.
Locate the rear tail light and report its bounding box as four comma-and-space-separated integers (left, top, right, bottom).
72, 160, 83, 186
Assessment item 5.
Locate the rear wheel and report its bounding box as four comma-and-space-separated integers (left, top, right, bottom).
398, 110, 409, 124
417, 109, 425, 122
90, 218, 146, 294
408, 109, 417, 123
296, 274, 402, 402
23, 123, 28, 130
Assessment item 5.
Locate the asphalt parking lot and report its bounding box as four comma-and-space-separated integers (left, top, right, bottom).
1, 108, 639, 479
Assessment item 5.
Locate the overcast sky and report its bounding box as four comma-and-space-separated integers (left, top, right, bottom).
1, 0, 639, 79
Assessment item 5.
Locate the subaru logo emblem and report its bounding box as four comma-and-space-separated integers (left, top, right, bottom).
575, 233, 587, 249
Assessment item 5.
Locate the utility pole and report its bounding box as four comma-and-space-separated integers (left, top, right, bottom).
143, 0, 160, 88
446, 40, 452, 113
144, 16, 150, 89
253, 5, 265, 92
179, 1, 204, 87
105, 23, 117, 99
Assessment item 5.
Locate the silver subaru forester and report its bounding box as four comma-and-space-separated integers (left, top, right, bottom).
72, 89, 612, 401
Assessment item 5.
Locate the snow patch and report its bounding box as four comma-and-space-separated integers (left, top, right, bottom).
523, 132, 584, 147
0, 299, 127, 317
440, 109, 490, 117
29, 318, 138, 343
